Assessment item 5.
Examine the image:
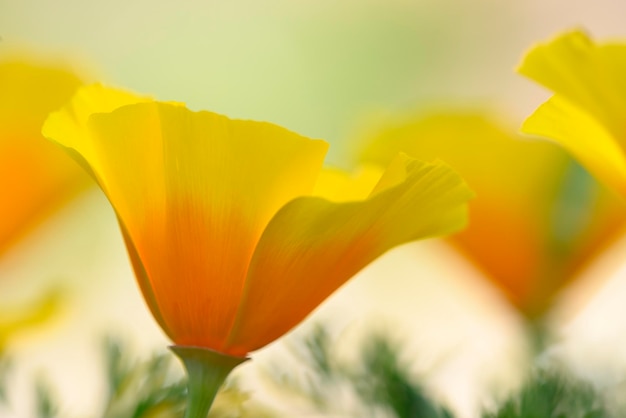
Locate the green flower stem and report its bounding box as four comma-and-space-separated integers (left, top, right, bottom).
525, 317, 550, 357
171, 345, 248, 418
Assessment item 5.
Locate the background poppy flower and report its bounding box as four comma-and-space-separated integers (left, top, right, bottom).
0, 58, 90, 348
0, 58, 89, 254
359, 111, 626, 320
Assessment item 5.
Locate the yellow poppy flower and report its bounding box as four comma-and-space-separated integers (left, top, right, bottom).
0, 58, 89, 253
43, 84, 472, 416
518, 30, 626, 198
360, 112, 626, 319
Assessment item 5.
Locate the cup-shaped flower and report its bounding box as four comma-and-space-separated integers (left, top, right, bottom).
518, 30, 626, 198
359, 112, 626, 319
43, 85, 473, 358
0, 58, 90, 253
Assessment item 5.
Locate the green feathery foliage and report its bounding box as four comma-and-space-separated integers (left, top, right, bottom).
0, 329, 619, 418
0, 337, 272, 418
101, 337, 187, 418
482, 368, 611, 418
268, 324, 453, 418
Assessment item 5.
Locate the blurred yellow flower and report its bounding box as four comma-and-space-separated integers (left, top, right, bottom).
0, 58, 90, 254
43, 84, 473, 358
518, 30, 626, 198
360, 112, 626, 318
0, 57, 91, 347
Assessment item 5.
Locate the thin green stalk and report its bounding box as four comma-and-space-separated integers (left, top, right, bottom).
170, 346, 248, 418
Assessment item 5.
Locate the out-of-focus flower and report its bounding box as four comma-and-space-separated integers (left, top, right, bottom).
0, 289, 61, 351
518, 30, 626, 198
43, 84, 473, 416
0, 58, 90, 254
0, 57, 90, 347
360, 112, 626, 318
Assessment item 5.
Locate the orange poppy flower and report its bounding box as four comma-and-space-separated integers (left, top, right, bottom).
43, 84, 473, 415
43, 83, 474, 355
360, 112, 626, 319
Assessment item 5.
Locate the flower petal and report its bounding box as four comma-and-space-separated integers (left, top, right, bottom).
42, 83, 151, 179
522, 95, 626, 196
46, 97, 329, 349
517, 30, 626, 142
0, 60, 81, 137
312, 165, 383, 202
224, 155, 472, 354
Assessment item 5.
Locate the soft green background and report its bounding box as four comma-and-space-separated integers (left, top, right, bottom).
2, 0, 625, 164
0, 0, 513, 164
